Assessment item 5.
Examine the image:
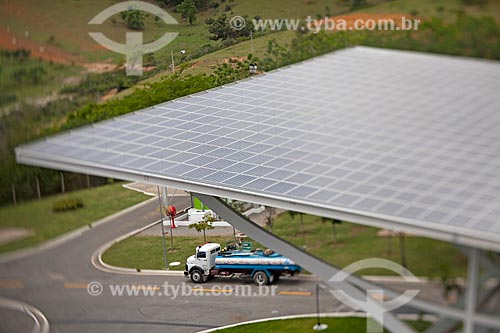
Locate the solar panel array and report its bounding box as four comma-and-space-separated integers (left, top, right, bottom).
17, 46, 500, 244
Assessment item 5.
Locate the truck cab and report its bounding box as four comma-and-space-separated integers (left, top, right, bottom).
184, 243, 221, 283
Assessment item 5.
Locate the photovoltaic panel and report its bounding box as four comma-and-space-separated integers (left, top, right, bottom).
16, 46, 500, 250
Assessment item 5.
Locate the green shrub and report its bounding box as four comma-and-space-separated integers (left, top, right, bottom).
52, 198, 84, 212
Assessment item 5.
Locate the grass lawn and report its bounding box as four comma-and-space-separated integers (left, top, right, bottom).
0, 182, 149, 254
102, 235, 233, 271
112, 30, 296, 100
0, 57, 82, 109
224, 0, 387, 21
103, 211, 466, 277
271, 213, 467, 277
213, 317, 431, 333
179, 31, 296, 76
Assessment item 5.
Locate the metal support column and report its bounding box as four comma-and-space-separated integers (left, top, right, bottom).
465, 248, 479, 333
162, 186, 168, 209
157, 186, 169, 270
195, 193, 416, 333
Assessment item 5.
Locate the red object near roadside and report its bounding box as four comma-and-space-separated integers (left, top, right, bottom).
166, 205, 177, 228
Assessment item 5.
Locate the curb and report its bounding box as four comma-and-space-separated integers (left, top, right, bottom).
91, 219, 185, 276
363, 275, 430, 283
196, 312, 368, 333
91, 222, 432, 282
92, 205, 270, 277
196, 312, 438, 333
0, 197, 157, 265
0, 297, 50, 333
284, 274, 430, 283
122, 183, 190, 197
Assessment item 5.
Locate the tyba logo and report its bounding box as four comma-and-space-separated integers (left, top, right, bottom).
329, 258, 420, 333
89, 1, 178, 75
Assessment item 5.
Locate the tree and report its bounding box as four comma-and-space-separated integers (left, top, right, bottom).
207, 14, 232, 40
321, 217, 342, 244
193, 0, 210, 10
265, 207, 276, 232
351, 0, 368, 9
177, 0, 197, 25
228, 199, 245, 240
386, 231, 393, 257
398, 232, 408, 268
120, 9, 146, 30
157, 0, 183, 7
207, 14, 254, 40
228, 199, 245, 214
288, 211, 304, 234
189, 213, 215, 242
158, 0, 209, 10
437, 264, 463, 303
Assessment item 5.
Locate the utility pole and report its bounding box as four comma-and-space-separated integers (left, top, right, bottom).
250, 30, 254, 55
171, 50, 175, 74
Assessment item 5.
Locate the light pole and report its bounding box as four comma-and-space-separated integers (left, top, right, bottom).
171, 49, 187, 74
313, 284, 328, 331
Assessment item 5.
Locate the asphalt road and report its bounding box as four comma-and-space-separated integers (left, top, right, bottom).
0, 195, 440, 333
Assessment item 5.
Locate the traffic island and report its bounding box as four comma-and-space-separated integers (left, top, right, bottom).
196, 313, 433, 333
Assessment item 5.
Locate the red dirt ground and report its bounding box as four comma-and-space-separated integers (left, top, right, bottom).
0, 28, 84, 65
0, 27, 117, 73
0, 0, 115, 71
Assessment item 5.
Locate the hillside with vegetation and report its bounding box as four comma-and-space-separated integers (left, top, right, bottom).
1, 0, 499, 206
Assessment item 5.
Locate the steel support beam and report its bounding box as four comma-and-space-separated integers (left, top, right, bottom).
197, 194, 500, 332
479, 254, 500, 277
195, 193, 416, 333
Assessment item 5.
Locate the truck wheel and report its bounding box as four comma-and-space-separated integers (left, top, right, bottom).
253, 271, 269, 286
191, 269, 204, 283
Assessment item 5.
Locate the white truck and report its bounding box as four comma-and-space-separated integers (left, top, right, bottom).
184, 242, 301, 286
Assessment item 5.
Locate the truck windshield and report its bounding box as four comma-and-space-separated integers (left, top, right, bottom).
196, 252, 206, 259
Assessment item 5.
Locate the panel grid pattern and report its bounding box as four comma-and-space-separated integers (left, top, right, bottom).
17, 47, 500, 241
